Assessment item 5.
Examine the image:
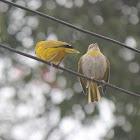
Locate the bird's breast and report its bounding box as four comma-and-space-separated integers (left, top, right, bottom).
81, 53, 107, 80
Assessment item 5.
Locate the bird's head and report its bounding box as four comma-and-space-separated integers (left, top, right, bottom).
88, 43, 100, 52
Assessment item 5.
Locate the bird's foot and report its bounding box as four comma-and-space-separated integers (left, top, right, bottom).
99, 80, 106, 87
90, 76, 95, 85
56, 63, 61, 70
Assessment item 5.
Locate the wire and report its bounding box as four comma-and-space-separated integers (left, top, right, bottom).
0, 1, 140, 98
0, 0, 140, 54
0, 43, 140, 98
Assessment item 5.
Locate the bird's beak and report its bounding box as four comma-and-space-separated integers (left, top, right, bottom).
94, 43, 98, 47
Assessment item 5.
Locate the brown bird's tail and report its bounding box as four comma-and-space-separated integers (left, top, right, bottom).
88, 82, 101, 103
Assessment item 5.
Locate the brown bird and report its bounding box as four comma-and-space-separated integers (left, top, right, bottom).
78, 43, 110, 103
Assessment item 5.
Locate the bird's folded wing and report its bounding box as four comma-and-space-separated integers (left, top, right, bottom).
78, 56, 87, 95
102, 57, 110, 93
40, 40, 72, 48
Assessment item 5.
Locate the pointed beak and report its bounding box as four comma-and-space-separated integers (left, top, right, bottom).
94, 43, 98, 47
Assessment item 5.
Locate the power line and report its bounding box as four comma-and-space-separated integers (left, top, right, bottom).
0, 0, 140, 54
0, 43, 140, 98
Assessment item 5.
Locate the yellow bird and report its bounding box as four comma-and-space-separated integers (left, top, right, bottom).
78, 43, 110, 103
35, 40, 80, 65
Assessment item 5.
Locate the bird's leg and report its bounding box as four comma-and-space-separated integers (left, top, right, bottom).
48, 52, 60, 67
100, 80, 106, 94
48, 53, 59, 62
90, 76, 95, 85
99, 80, 106, 87
57, 55, 66, 69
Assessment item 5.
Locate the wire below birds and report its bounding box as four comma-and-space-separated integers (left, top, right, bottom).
0, 0, 140, 54
0, 43, 140, 98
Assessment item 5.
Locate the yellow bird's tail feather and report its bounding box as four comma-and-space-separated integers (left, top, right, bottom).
65, 48, 80, 54
88, 82, 101, 103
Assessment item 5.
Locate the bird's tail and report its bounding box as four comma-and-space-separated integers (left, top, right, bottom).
88, 82, 101, 103
65, 48, 80, 54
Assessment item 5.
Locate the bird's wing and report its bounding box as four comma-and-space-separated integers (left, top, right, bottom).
102, 57, 110, 94
36, 40, 80, 54
40, 40, 73, 49
78, 56, 87, 95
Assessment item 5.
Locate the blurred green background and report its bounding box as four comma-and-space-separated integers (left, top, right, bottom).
0, 0, 140, 140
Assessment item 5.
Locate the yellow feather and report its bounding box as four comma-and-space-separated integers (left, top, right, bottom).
35, 40, 80, 64
87, 50, 101, 56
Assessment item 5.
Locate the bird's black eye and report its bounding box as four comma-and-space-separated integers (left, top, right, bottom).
88, 45, 93, 50
64, 45, 73, 49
